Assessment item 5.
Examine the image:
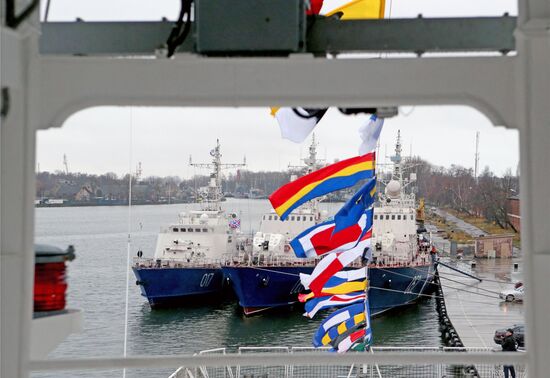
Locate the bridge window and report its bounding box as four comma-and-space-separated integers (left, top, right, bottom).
392, 215, 395, 220
202, 228, 208, 232
397, 215, 401, 220
180, 228, 186, 232
195, 228, 201, 232
374, 215, 378, 220
269, 215, 272, 220
274, 215, 278, 220
291, 216, 295, 221
188, 228, 193, 232
172, 228, 179, 232
386, 215, 390, 220
310, 216, 313, 221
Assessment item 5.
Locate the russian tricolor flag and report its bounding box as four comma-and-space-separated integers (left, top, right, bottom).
291, 208, 373, 258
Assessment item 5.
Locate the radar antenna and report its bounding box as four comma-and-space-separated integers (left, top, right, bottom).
189, 139, 246, 210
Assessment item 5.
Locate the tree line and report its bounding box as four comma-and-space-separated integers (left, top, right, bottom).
37, 159, 519, 230
403, 157, 519, 231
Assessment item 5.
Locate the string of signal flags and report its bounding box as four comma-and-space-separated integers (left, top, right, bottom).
268, 124, 381, 352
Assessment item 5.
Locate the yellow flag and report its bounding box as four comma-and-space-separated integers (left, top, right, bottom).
326, 0, 385, 20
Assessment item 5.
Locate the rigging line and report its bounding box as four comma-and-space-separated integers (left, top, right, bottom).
371, 286, 501, 307
122, 108, 134, 378
435, 270, 517, 285
241, 266, 303, 277
241, 266, 501, 304
404, 264, 503, 297
435, 268, 502, 295
374, 266, 499, 299
228, 265, 500, 306
252, 264, 498, 299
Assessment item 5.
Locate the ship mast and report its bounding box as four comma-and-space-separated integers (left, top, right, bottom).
386, 130, 416, 205
288, 133, 324, 173
390, 130, 403, 182
189, 139, 246, 211
288, 134, 324, 217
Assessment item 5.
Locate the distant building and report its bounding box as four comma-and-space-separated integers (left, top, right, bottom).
507, 195, 521, 232
74, 185, 95, 201
52, 181, 80, 200
474, 234, 514, 258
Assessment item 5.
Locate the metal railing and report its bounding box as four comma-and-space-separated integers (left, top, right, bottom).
133, 256, 223, 269
169, 346, 527, 378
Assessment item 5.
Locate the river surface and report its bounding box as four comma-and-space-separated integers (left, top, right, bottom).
33, 199, 442, 378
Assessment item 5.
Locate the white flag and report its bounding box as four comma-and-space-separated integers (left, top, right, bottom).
358, 114, 384, 155
274, 108, 327, 143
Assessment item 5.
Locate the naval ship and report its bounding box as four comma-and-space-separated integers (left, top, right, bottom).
132, 140, 247, 307
223, 132, 436, 315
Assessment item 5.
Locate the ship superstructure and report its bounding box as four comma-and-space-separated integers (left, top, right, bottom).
223, 132, 435, 315
133, 140, 246, 307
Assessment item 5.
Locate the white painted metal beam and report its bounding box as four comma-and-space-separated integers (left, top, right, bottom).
515, 7, 550, 378
3, 1, 550, 376
0, 29, 38, 378
29, 351, 527, 372
38, 55, 517, 130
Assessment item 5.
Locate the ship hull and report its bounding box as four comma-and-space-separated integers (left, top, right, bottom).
132, 266, 224, 308
222, 264, 435, 316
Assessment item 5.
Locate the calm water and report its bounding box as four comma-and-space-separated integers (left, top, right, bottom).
33, 199, 441, 378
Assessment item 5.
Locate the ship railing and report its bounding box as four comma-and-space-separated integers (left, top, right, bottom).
237, 347, 290, 378
169, 346, 526, 378
221, 253, 319, 268
172, 348, 234, 378
132, 257, 223, 269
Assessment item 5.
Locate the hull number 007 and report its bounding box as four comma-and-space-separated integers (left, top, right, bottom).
200, 273, 215, 287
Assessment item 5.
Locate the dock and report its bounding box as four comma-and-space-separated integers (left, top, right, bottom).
437, 258, 524, 349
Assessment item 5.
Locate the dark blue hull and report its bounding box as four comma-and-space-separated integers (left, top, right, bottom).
222, 264, 435, 316
132, 266, 224, 308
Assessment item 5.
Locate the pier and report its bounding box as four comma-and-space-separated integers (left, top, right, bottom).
437, 258, 524, 349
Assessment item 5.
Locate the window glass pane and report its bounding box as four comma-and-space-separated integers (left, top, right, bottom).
310, 217, 313, 221
291, 216, 295, 221
195, 228, 201, 232
397, 215, 401, 220
392, 215, 395, 220
181, 228, 186, 232
172, 228, 179, 232
188, 228, 193, 232
202, 228, 208, 232
268, 216, 272, 220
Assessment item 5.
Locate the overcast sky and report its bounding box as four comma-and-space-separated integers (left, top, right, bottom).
36, 0, 519, 178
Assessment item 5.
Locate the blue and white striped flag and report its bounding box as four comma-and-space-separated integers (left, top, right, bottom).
358, 114, 384, 155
